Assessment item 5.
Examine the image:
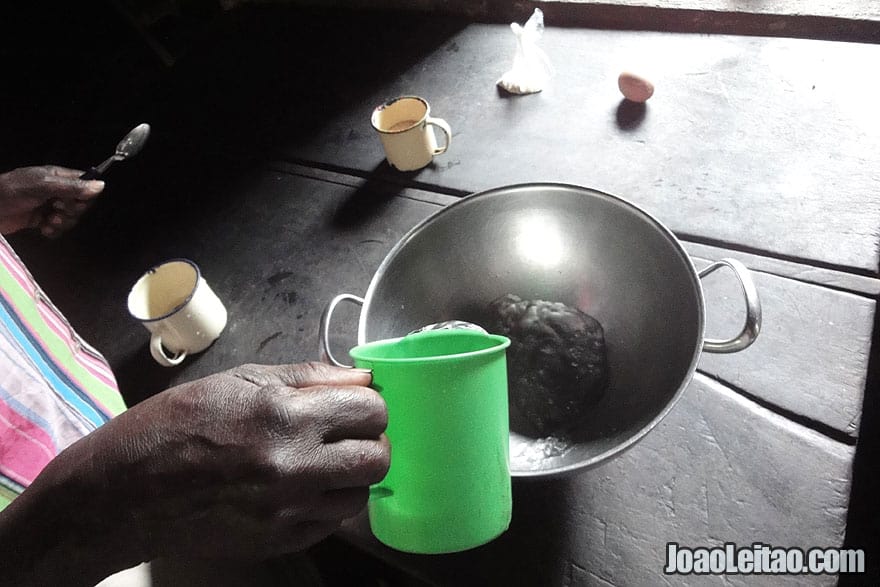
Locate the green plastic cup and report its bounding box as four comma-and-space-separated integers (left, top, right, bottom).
349, 329, 512, 554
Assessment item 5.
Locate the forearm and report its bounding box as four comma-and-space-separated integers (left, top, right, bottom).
0, 436, 143, 586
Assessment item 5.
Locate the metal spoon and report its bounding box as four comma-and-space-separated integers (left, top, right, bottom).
80, 123, 151, 180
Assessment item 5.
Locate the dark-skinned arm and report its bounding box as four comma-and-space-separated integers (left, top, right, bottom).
0, 362, 389, 586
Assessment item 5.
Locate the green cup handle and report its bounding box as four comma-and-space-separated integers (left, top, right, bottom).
320, 293, 364, 367
369, 486, 393, 501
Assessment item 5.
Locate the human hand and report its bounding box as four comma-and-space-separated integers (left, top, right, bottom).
1, 362, 389, 584
103, 362, 389, 560
0, 165, 104, 236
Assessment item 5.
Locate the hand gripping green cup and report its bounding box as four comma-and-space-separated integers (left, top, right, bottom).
349, 329, 512, 554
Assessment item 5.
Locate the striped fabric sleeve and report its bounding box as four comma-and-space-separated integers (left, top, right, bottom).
0, 235, 126, 511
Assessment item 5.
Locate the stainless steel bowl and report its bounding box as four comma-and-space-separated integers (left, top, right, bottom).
321, 183, 761, 477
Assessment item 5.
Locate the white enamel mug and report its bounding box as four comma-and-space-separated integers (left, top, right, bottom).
127, 259, 227, 367
371, 96, 452, 171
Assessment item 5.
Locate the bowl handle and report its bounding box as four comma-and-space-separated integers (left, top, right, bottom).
699, 258, 762, 354
319, 294, 365, 367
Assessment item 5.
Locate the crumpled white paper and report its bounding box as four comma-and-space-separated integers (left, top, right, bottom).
497, 8, 553, 95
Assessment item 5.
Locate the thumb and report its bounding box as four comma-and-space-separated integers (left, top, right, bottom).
51, 177, 105, 201
45, 169, 105, 201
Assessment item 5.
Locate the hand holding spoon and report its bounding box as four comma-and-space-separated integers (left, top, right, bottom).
41, 123, 151, 237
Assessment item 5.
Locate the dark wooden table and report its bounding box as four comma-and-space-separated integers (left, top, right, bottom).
8, 5, 879, 585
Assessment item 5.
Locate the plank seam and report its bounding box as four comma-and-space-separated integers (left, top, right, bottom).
697, 369, 859, 446
266, 159, 880, 294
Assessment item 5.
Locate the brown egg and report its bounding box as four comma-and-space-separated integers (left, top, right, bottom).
618, 72, 654, 103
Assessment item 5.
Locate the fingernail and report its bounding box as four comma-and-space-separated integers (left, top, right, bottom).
86, 180, 105, 194
351, 368, 373, 374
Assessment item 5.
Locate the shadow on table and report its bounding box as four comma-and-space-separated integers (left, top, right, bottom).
615, 99, 647, 131
332, 162, 410, 229
841, 290, 880, 584
351, 476, 584, 586
5, 2, 469, 273
112, 344, 180, 406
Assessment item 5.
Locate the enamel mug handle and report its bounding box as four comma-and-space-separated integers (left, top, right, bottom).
150, 333, 186, 367
699, 258, 762, 354
427, 117, 451, 155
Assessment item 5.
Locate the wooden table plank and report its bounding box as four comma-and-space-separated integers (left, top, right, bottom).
275, 163, 880, 295
328, 1, 880, 43
683, 242, 880, 296
694, 257, 873, 439
265, 21, 880, 274
545, 0, 880, 18
335, 0, 880, 20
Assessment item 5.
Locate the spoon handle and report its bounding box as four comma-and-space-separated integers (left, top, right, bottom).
80, 154, 118, 180
79, 167, 101, 181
